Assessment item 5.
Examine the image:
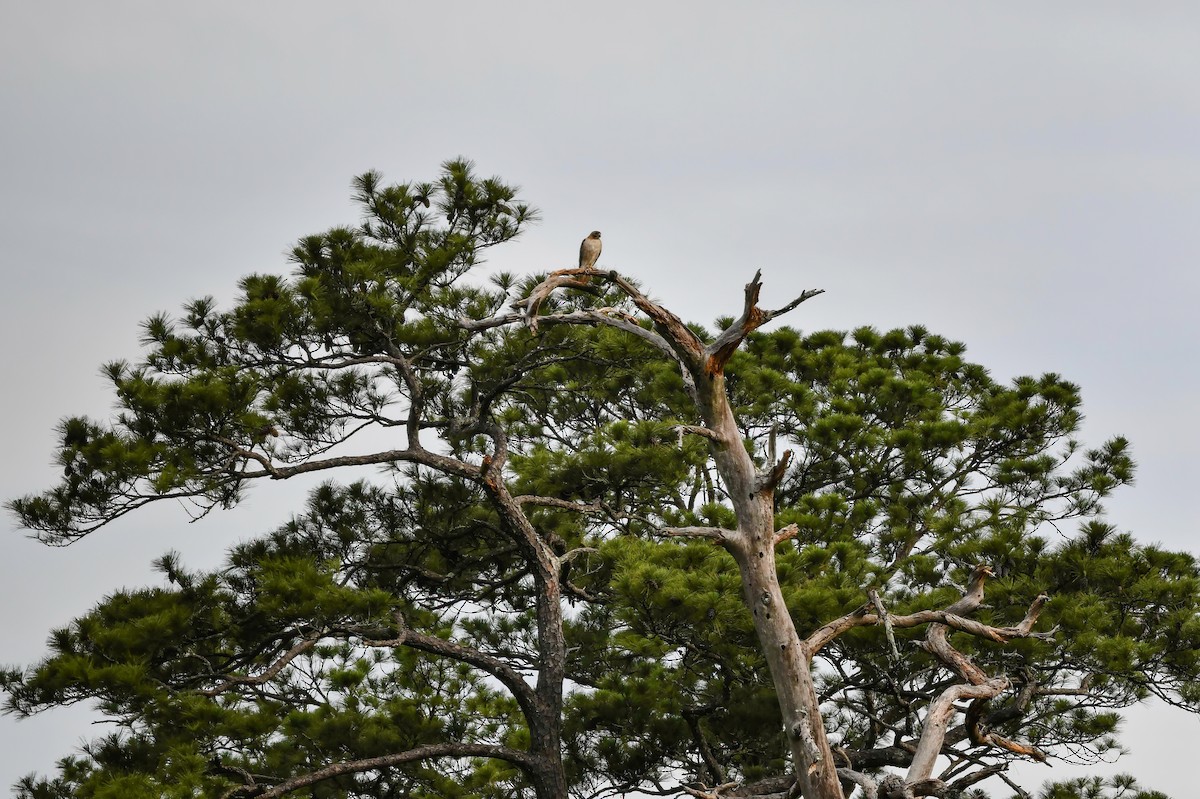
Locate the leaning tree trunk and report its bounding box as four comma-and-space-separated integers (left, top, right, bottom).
514, 268, 839, 796
695, 370, 845, 799
481, 454, 571, 799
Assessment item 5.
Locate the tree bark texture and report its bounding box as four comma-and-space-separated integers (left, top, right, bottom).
520, 269, 841, 796
694, 370, 845, 798
517, 269, 1052, 798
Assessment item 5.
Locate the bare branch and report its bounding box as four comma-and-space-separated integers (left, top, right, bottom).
680, 782, 740, 799
514, 495, 605, 513
907, 608, 1055, 644
759, 449, 793, 492
660, 526, 734, 543
922, 566, 1009, 686
200, 638, 317, 698
238, 445, 479, 483
705, 271, 823, 376
1035, 674, 1093, 697
807, 568, 1053, 653
517, 267, 706, 369
836, 769, 878, 799
514, 306, 695, 396
516, 267, 602, 331
674, 424, 723, 443
869, 589, 901, 665
682, 707, 728, 787
903, 565, 1048, 783
773, 523, 799, 545
804, 602, 873, 655
906, 678, 1009, 783
599, 269, 707, 368
458, 311, 523, 332
949, 764, 1007, 791
353, 611, 540, 720
549, 307, 669, 346
766, 288, 826, 320
561, 546, 600, 566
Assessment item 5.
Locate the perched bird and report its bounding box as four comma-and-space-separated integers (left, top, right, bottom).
579, 231, 602, 271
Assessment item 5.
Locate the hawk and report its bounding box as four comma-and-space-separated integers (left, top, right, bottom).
579, 231, 602, 271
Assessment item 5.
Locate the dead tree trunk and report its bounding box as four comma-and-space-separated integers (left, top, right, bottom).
509, 268, 1055, 798
514, 268, 842, 796
692, 368, 846, 798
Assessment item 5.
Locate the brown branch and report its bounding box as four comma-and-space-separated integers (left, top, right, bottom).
683, 708, 728, 786
759, 449, 793, 492
920, 570, 1003, 717
945, 564, 992, 616
805, 567, 1052, 789
247, 742, 537, 798
905, 566, 1047, 784
948, 764, 1007, 792
807, 569, 1053, 653
200, 638, 317, 697
971, 723, 1047, 762
345, 611, 540, 721
399, 620, 538, 714
705, 271, 823, 376
518, 267, 706, 369
517, 267, 601, 331
561, 546, 599, 565
459, 310, 524, 331
836, 769, 879, 799
773, 523, 799, 545
766, 288, 826, 320
600, 269, 707, 368
804, 602, 873, 655
1035, 674, 1093, 696
965, 690, 1048, 763
807, 605, 1057, 653
237, 445, 480, 483
512, 306, 696, 398
869, 589, 901, 665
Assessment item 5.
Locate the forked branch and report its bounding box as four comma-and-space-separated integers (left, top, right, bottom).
807, 567, 1053, 654
513, 267, 822, 384
705, 270, 823, 376
801, 566, 1052, 790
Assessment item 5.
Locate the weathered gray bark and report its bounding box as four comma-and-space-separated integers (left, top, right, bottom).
518, 268, 843, 797
694, 369, 845, 798
514, 268, 1056, 799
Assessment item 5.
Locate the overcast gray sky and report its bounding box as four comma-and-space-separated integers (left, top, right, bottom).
2, 3, 1197, 796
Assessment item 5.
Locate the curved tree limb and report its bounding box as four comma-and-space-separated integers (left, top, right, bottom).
516, 267, 704, 368
806, 571, 1053, 655
905, 566, 1047, 784
200, 637, 318, 698
380, 620, 540, 718
240, 742, 538, 798
905, 678, 1010, 783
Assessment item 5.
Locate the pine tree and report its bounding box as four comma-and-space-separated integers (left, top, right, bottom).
7, 163, 1199, 799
